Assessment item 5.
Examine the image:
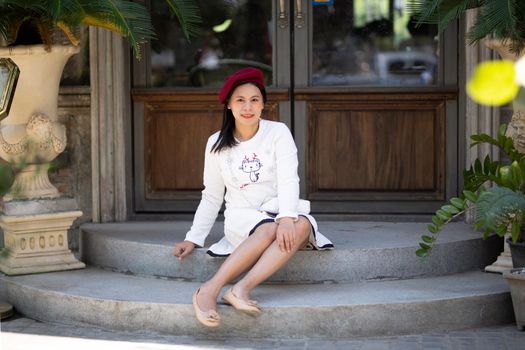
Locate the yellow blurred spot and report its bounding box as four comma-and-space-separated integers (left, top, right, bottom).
467, 60, 518, 106
213, 19, 232, 33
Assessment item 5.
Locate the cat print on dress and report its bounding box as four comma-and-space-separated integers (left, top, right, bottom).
240, 153, 262, 183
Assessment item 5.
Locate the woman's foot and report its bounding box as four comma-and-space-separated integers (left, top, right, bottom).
223, 285, 262, 316
193, 287, 220, 327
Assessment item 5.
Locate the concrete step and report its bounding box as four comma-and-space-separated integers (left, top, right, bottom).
80, 221, 502, 283
0, 267, 513, 338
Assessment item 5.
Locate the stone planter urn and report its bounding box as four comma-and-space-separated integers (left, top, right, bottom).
504, 268, 525, 331
0, 44, 85, 275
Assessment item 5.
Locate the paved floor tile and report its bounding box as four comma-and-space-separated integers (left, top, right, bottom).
1, 316, 525, 350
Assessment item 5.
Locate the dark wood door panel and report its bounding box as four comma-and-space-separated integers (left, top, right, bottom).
146, 107, 222, 196
302, 92, 452, 202
314, 109, 437, 190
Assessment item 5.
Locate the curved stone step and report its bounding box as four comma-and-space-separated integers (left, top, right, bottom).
0, 268, 513, 338
80, 221, 502, 283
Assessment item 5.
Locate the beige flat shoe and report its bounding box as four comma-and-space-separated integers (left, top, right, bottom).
192, 289, 220, 327
222, 288, 262, 316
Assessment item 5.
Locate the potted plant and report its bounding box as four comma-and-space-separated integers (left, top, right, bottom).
407, 0, 525, 54
416, 56, 525, 262
414, 49, 525, 328
0, 0, 201, 200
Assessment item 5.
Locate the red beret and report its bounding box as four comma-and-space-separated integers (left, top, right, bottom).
218, 68, 265, 104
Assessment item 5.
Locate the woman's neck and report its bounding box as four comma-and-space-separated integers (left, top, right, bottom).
234, 121, 260, 141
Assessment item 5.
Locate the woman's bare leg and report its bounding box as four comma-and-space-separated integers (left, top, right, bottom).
232, 217, 311, 301
195, 222, 278, 312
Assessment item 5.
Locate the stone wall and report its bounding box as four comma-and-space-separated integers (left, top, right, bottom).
51, 87, 92, 250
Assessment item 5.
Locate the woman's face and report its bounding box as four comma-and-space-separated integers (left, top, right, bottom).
227, 83, 264, 129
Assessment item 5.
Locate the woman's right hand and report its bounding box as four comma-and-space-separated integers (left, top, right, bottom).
173, 241, 196, 260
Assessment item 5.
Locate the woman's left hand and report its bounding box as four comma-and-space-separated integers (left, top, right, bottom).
276, 217, 296, 253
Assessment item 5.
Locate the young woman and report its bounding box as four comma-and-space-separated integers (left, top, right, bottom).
173, 68, 333, 327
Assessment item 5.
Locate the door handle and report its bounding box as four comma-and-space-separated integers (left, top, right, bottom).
279, 0, 288, 29
295, 0, 305, 28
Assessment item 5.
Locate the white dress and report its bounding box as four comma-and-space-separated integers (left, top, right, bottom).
184, 119, 334, 256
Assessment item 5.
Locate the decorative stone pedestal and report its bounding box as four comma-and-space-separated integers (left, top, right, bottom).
0, 198, 85, 275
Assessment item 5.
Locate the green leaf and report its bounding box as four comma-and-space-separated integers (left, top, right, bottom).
510, 161, 523, 189
474, 158, 482, 173
499, 166, 514, 189
504, 137, 515, 155
416, 248, 429, 258
470, 133, 499, 148
464, 190, 479, 203
442, 204, 460, 214
496, 224, 508, 236
450, 197, 465, 209
436, 209, 451, 221
432, 215, 444, 226
483, 228, 492, 240
419, 242, 431, 250
498, 124, 508, 142
422, 235, 434, 243
427, 224, 438, 234
483, 154, 492, 174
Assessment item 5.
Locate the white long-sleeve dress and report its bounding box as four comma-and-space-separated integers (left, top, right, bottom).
184, 119, 334, 256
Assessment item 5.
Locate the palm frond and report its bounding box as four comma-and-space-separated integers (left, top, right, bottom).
0, 1, 52, 45
407, 0, 525, 54
467, 0, 525, 53
407, 0, 482, 29
35, 17, 55, 50
0, 0, 202, 58
0, 10, 14, 42
435, 0, 482, 31
475, 186, 525, 235
57, 21, 81, 46
507, 0, 525, 53
0, 0, 46, 11
80, 0, 156, 60
468, 0, 513, 44
165, 0, 202, 40
44, 0, 85, 26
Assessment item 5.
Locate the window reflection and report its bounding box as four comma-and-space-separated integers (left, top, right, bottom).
312, 0, 438, 86
150, 0, 272, 88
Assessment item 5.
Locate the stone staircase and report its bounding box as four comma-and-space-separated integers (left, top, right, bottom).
0, 221, 515, 338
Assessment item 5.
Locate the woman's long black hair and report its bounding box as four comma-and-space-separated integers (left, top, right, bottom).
211, 81, 267, 153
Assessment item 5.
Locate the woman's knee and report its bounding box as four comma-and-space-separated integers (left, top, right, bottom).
253, 222, 278, 243
295, 217, 311, 239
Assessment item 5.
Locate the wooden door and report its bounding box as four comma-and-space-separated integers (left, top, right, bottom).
131, 0, 459, 215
